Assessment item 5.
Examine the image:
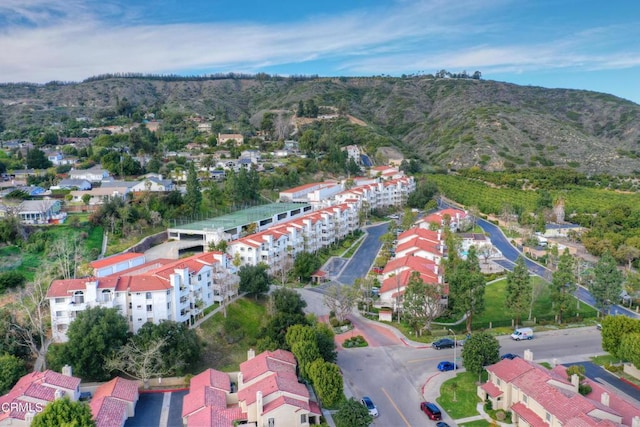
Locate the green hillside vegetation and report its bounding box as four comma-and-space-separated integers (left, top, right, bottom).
427, 171, 640, 259
1, 75, 640, 175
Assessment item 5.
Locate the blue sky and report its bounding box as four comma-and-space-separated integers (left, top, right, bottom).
1, 0, 640, 104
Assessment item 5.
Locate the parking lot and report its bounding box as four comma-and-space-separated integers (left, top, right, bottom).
125, 390, 187, 427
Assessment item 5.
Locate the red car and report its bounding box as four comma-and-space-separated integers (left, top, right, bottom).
420, 402, 442, 420
371, 266, 384, 274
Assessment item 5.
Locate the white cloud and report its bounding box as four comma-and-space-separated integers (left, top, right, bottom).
0, 0, 638, 83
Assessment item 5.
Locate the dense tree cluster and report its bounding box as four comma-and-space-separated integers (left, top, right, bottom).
47, 307, 201, 382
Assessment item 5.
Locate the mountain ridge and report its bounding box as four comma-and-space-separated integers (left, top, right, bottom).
1, 75, 639, 175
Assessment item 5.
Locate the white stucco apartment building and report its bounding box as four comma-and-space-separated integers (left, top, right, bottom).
47, 252, 238, 342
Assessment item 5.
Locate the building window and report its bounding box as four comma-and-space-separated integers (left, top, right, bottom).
147, 305, 152, 312
73, 291, 84, 304
546, 412, 551, 422
55, 311, 63, 317
268, 419, 275, 427
136, 292, 141, 296
300, 414, 307, 424
166, 290, 170, 295
198, 274, 201, 281
146, 292, 152, 299
523, 395, 528, 403
129, 302, 132, 309
167, 302, 171, 310
137, 305, 142, 309
55, 298, 65, 304
496, 378, 501, 386
137, 318, 142, 322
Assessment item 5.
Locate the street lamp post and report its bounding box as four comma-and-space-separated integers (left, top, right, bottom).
449, 329, 457, 372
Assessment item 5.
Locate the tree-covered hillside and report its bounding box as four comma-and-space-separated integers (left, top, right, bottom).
1, 74, 639, 175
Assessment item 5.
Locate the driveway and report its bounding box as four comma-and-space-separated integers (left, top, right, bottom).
125, 390, 187, 427
564, 361, 640, 405
337, 222, 389, 285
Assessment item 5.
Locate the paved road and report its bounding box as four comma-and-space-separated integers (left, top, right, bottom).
564, 361, 640, 404
337, 222, 389, 285
477, 217, 639, 319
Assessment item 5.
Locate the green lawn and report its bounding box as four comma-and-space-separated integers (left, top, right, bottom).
471, 277, 598, 329
195, 297, 269, 373
459, 420, 491, 427
377, 275, 598, 342
436, 371, 485, 419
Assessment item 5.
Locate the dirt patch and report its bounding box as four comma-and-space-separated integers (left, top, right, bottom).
346, 115, 367, 126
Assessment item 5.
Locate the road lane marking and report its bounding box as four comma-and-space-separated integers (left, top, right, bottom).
381, 387, 412, 427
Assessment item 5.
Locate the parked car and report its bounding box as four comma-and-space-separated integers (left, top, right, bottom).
596, 323, 602, 330
371, 266, 384, 274
437, 361, 457, 371
436, 422, 451, 427
500, 353, 518, 360
79, 391, 92, 401
432, 338, 456, 350
420, 401, 442, 420
361, 396, 379, 417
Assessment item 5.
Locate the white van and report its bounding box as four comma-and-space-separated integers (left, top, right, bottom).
511, 327, 533, 341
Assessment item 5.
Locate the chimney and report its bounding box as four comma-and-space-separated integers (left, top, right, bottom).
601, 392, 610, 407
237, 371, 243, 387
256, 391, 264, 427
247, 348, 255, 360
62, 365, 73, 377
571, 374, 580, 393
523, 349, 533, 361
632, 416, 640, 427
54, 389, 64, 400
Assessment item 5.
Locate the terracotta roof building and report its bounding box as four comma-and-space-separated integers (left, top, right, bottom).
47, 251, 238, 342
478, 350, 640, 427
0, 365, 81, 426
90, 377, 139, 427
183, 349, 322, 427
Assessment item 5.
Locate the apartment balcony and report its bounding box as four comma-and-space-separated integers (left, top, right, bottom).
67, 302, 86, 311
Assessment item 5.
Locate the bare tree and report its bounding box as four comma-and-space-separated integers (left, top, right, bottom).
274, 112, 292, 141
48, 234, 85, 279
477, 244, 493, 266
215, 264, 239, 318
105, 338, 170, 388
323, 284, 359, 322
11, 268, 54, 370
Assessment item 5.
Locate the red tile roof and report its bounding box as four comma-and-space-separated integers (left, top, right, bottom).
189, 369, 231, 393
183, 386, 228, 418
395, 238, 443, 256
0, 370, 81, 423
239, 350, 297, 384
237, 371, 308, 405
511, 402, 548, 427
90, 252, 145, 269
47, 278, 96, 298
263, 395, 321, 415
397, 227, 441, 244
90, 396, 128, 427
186, 405, 245, 427
480, 381, 503, 398
486, 357, 534, 383
382, 255, 438, 276
92, 377, 138, 403
379, 269, 441, 294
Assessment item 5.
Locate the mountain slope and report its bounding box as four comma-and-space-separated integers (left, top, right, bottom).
1, 76, 639, 174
